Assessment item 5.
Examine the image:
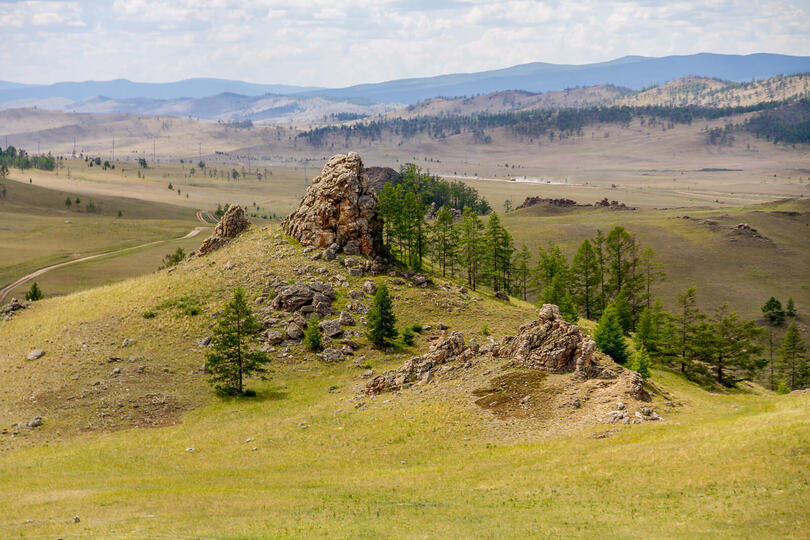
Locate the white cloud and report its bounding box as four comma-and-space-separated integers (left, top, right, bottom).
1, 0, 808, 85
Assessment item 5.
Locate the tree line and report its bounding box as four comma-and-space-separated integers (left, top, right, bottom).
0, 146, 56, 171
297, 101, 788, 146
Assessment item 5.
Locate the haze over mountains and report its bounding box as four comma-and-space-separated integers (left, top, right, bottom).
1, 53, 809, 124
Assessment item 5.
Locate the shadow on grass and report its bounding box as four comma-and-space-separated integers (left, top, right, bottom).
215, 387, 289, 402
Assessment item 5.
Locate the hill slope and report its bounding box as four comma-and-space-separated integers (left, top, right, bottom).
0, 223, 808, 537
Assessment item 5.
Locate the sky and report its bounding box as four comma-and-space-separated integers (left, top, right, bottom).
1, 0, 810, 87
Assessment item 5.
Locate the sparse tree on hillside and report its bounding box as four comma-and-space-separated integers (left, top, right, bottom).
630, 345, 652, 380
786, 298, 797, 318
779, 321, 807, 390
571, 238, 600, 319
206, 288, 268, 395
430, 205, 458, 277
512, 244, 532, 300
367, 282, 398, 348
25, 282, 43, 302
675, 286, 701, 373
65, 197, 72, 209
762, 297, 785, 326
459, 208, 484, 291
698, 304, 763, 385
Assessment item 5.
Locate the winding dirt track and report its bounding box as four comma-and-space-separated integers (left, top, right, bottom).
0, 225, 209, 304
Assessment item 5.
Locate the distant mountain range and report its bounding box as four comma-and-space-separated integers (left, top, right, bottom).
1, 53, 809, 122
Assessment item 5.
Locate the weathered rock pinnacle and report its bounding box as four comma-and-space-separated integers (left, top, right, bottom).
282, 152, 381, 256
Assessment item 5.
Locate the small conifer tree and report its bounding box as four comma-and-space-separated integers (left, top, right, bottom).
786, 298, 796, 318
594, 304, 630, 364
304, 316, 322, 352
367, 282, 397, 348
25, 282, 43, 301
206, 288, 268, 395
401, 326, 415, 346
630, 345, 652, 379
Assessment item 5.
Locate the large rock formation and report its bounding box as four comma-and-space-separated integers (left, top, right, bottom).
282, 152, 380, 255
198, 205, 249, 255
492, 304, 604, 377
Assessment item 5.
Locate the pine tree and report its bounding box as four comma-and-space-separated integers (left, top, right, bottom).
367, 282, 398, 348
483, 212, 512, 292
640, 248, 665, 310
779, 321, 807, 389
762, 297, 785, 326
594, 304, 630, 364
25, 282, 43, 301
304, 316, 322, 352
613, 288, 633, 334
630, 345, 652, 379
592, 229, 607, 313
571, 238, 600, 319
206, 288, 269, 395
634, 306, 657, 353
430, 205, 458, 277
541, 274, 578, 323
785, 298, 796, 318
458, 208, 484, 291
512, 244, 532, 300
675, 287, 701, 373
700, 304, 764, 385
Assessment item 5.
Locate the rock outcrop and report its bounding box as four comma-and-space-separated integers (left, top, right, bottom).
492, 304, 604, 376
272, 280, 336, 317
282, 152, 380, 255
198, 205, 249, 255
366, 331, 474, 394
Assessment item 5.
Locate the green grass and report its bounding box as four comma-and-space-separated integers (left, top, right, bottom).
0, 225, 808, 537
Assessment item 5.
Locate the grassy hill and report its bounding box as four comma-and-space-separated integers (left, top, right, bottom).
0, 223, 808, 537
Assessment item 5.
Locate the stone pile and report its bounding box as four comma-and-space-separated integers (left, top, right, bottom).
198, 205, 249, 255
282, 152, 381, 256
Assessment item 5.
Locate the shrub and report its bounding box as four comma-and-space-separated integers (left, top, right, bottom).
776, 380, 791, 395
480, 323, 490, 336
411, 323, 423, 333
142, 310, 156, 319
401, 327, 415, 346
304, 317, 322, 352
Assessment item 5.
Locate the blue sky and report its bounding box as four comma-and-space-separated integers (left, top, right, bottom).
1, 0, 809, 86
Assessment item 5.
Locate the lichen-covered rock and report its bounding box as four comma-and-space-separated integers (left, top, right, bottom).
198, 205, 248, 255
282, 152, 381, 255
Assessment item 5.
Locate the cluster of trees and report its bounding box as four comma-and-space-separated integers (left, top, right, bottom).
743, 99, 810, 144
383, 164, 490, 214
0, 146, 55, 171
297, 101, 785, 146
761, 297, 806, 391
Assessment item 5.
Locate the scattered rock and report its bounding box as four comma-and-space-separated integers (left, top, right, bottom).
198, 205, 249, 255
285, 323, 304, 340
121, 338, 134, 347
362, 280, 377, 295
495, 291, 509, 301
0, 297, 27, 318
318, 347, 345, 362
347, 300, 370, 314
319, 319, 344, 338
282, 152, 381, 255
338, 311, 356, 326
264, 330, 284, 345
27, 416, 42, 428
195, 335, 212, 348
27, 349, 45, 360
